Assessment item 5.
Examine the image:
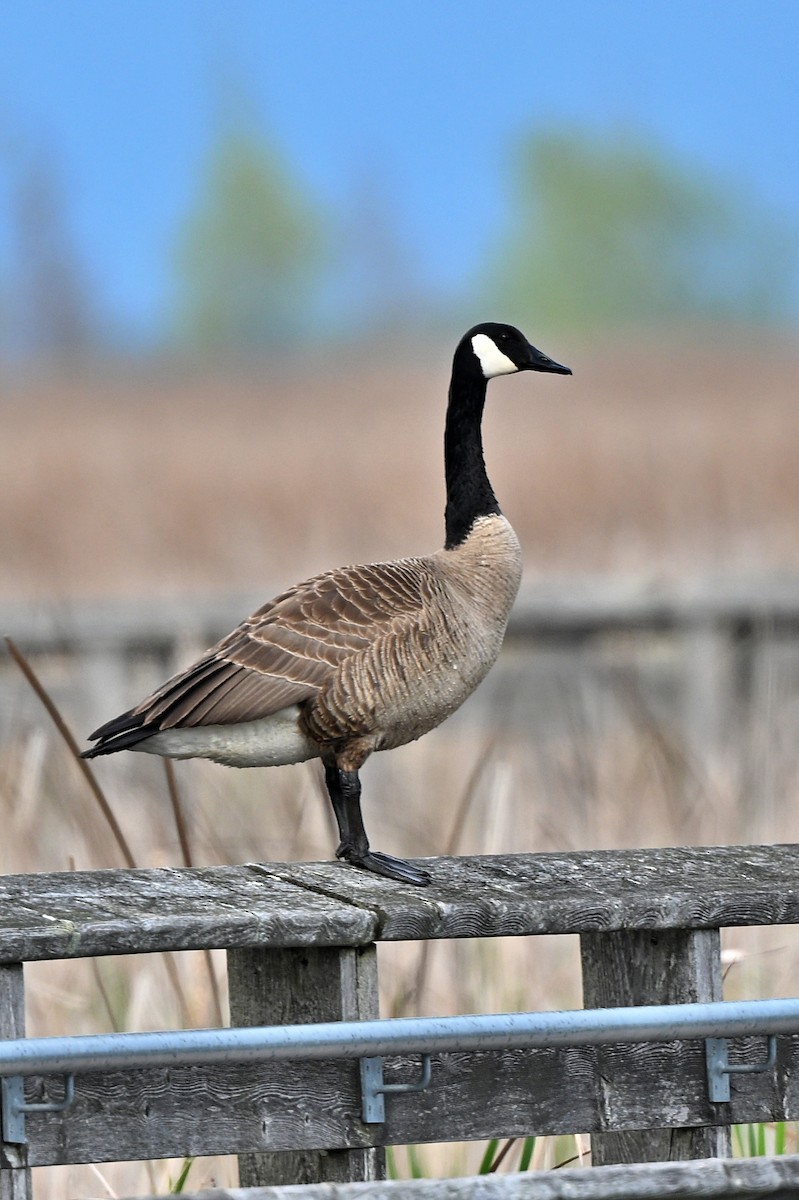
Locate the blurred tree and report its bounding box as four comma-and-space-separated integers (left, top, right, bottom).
174, 113, 326, 351
492, 127, 795, 334
336, 164, 431, 339
11, 152, 96, 361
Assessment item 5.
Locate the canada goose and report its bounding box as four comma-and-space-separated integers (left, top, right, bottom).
83, 323, 571, 886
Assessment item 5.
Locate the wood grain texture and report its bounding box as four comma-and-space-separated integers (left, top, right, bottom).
17, 1035, 799, 1166
228, 945, 383, 1187
0, 865, 374, 962
2, 844, 797, 962
120, 1152, 799, 1199
253, 843, 799, 942
581, 929, 730, 1164
0, 964, 31, 1200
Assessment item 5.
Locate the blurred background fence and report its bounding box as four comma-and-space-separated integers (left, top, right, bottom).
4, 573, 799, 762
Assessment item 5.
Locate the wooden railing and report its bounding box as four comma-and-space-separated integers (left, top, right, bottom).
2, 844, 799, 1200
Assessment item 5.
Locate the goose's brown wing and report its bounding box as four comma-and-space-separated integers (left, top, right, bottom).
119, 558, 432, 732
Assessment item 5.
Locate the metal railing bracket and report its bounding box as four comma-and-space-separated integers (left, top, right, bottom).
1, 1073, 75, 1145
706, 1036, 777, 1103
360, 1054, 432, 1124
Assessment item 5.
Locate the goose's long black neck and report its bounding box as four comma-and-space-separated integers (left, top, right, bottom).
444, 370, 500, 549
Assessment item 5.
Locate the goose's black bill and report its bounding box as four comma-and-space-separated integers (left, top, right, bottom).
522, 344, 572, 375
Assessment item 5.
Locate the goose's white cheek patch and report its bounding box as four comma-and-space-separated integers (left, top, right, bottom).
471, 333, 518, 378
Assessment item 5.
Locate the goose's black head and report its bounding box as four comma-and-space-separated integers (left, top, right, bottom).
458, 322, 572, 381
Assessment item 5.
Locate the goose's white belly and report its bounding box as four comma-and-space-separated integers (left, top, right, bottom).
135, 705, 320, 768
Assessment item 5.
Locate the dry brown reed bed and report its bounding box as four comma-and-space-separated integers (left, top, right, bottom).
3, 329, 799, 1191
3, 330, 799, 601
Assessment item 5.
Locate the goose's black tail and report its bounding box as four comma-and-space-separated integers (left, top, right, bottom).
82, 710, 156, 758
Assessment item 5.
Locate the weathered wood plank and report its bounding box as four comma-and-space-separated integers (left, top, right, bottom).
2, 845, 797, 963
263, 844, 799, 941
122, 1152, 799, 1199
228, 945, 384, 1187
0, 964, 31, 1200
0, 865, 375, 962
581, 928, 731, 1164
17, 1035, 799, 1166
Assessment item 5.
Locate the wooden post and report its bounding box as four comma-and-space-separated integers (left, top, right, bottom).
580, 928, 732, 1165
227, 944, 384, 1187
0, 964, 31, 1200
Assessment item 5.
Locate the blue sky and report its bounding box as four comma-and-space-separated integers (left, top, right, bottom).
1, 0, 798, 343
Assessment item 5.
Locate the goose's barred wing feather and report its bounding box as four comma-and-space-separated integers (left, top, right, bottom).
87, 559, 433, 746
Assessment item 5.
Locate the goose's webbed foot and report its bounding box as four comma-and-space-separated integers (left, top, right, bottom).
337, 842, 431, 886
325, 762, 431, 887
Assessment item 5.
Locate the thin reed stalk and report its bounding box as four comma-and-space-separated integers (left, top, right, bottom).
5, 636, 193, 1027
164, 759, 195, 867
485, 1137, 517, 1173
5, 636, 137, 869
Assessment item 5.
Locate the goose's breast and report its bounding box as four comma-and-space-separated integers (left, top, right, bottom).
376, 600, 513, 748
316, 572, 519, 752
375, 515, 523, 744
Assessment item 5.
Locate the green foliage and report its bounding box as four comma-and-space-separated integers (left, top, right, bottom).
492, 126, 794, 334
174, 118, 325, 350
477, 1138, 500, 1173
478, 1136, 537, 1173
733, 1121, 792, 1156
518, 1136, 536, 1170
169, 1157, 194, 1193
406, 1144, 427, 1178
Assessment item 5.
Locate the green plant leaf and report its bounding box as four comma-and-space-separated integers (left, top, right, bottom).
518, 1137, 536, 1171
478, 1139, 500, 1174
170, 1157, 194, 1194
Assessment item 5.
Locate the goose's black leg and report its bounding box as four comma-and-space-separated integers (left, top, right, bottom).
323, 764, 431, 886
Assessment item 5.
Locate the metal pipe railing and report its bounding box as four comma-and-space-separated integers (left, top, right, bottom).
1, 996, 797, 1078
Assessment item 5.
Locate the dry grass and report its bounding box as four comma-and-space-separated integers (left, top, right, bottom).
2, 330, 799, 602
2, 328, 799, 1194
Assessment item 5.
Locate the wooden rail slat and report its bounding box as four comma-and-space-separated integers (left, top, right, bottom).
12, 1034, 799, 1167
123, 1152, 799, 1199
267, 844, 799, 941
0, 864, 375, 962
1, 845, 798, 963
